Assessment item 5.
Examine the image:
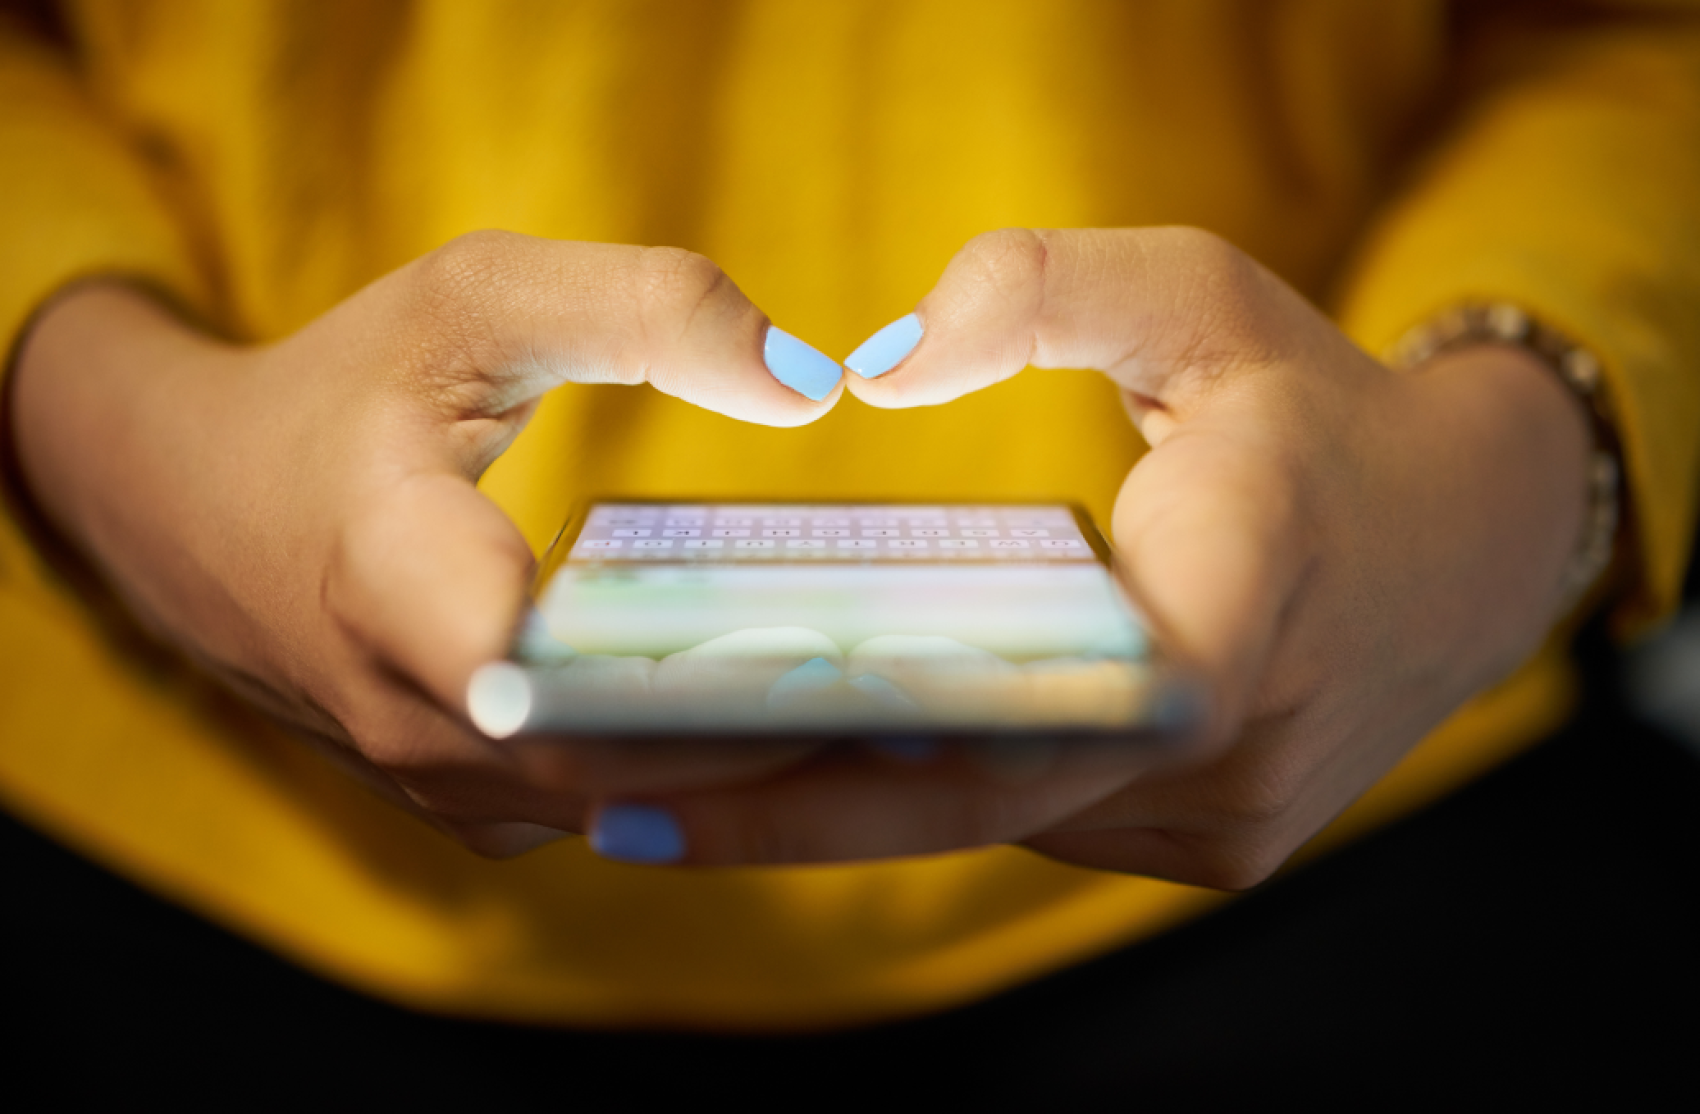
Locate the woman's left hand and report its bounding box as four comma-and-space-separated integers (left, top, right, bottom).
588, 228, 1593, 888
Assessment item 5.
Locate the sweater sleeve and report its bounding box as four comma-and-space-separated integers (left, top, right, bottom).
1334, 1, 1700, 633
0, 7, 206, 584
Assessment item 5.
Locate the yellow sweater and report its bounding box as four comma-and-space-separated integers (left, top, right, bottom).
2, 0, 1698, 1029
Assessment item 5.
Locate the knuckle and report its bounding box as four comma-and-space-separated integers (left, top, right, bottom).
1153, 226, 1271, 337
413, 229, 521, 313
634, 246, 739, 330
1158, 226, 1251, 283
955, 228, 1049, 301
403, 230, 529, 378
353, 721, 433, 778
1214, 767, 1299, 831
421, 229, 522, 290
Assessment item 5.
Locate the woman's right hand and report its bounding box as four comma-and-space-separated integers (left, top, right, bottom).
8, 231, 843, 855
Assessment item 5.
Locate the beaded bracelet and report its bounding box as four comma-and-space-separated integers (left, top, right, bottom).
1386, 302, 1622, 614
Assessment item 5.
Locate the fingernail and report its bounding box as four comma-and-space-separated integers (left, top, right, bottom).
590, 804, 685, 864
845, 313, 923, 379
767, 656, 843, 708
764, 326, 842, 401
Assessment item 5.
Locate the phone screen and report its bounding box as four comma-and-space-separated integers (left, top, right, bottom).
470, 502, 1185, 740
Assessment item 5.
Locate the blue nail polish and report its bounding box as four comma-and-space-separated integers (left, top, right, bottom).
590, 804, 685, 864
764, 326, 842, 401
845, 313, 923, 379
767, 656, 843, 708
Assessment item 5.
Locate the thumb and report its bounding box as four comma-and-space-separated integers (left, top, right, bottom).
326, 471, 534, 716
361, 232, 845, 431
1112, 418, 1308, 748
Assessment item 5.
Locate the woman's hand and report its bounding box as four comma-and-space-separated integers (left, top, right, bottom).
596, 227, 1593, 887
8, 231, 844, 856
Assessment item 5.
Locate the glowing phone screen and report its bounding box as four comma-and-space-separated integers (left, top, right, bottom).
474, 503, 1178, 739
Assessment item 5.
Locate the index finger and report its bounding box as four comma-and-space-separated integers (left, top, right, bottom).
353, 232, 846, 435
842, 226, 1299, 424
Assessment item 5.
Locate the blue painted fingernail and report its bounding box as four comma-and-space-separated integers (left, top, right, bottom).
764, 326, 842, 401
767, 656, 843, 708
845, 313, 923, 379
590, 804, 685, 864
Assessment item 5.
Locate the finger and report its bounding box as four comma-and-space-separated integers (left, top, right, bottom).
327, 462, 826, 797
843, 226, 1300, 421
1110, 421, 1310, 749
444, 821, 573, 860
320, 660, 593, 835
369, 231, 842, 433
1020, 828, 1232, 887
327, 470, 534, 713
587, 741, 1152, 867
1018, 737, 1327, 890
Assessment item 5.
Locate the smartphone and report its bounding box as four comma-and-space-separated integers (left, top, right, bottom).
468, 500, 1198, 742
